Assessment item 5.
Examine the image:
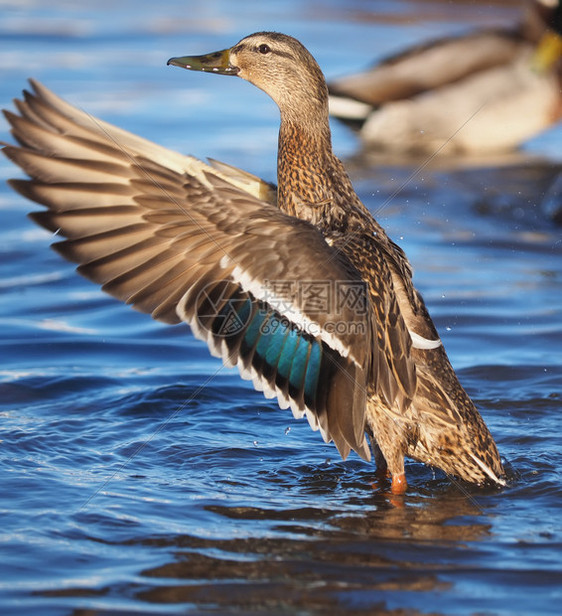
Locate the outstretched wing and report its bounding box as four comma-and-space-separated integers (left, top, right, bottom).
3, 80, 378, 460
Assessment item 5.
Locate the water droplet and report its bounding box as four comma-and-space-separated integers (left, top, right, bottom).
253, 440, 259, 447
284, 426, 291, 435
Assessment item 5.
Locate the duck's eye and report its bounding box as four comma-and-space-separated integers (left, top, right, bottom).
258, 44, 270, 55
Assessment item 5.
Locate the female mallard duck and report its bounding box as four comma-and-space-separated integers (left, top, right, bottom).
2, 32, 505, 493
329, 0, 562, 154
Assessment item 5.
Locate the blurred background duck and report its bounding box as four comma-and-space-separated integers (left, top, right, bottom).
3, 32, 505, 493
329, 0, 562, 154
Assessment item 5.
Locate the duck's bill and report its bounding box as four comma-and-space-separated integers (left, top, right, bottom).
532, 30, 562, 72
167, 49, 239, 75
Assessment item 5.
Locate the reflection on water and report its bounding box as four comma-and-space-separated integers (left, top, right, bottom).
1, 0, 562, 615
36, 488, 492, 615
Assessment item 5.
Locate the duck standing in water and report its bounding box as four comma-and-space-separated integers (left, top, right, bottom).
329, 0, 562, 154
3, 32, 505, 493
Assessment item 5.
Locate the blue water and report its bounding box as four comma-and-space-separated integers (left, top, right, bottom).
1, 1, 562, 614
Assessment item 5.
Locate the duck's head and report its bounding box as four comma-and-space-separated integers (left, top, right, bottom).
168, 32, 329, 122
535, 0, 562, 30
531, 0, 562, 70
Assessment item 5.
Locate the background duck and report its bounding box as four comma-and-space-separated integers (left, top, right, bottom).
329, 0, 562, 154
3, 32, 505, 493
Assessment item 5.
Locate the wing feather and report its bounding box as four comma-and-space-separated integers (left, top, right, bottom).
3, 80, 384, 460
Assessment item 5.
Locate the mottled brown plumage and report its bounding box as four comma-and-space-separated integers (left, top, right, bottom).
3, 31, 505, 492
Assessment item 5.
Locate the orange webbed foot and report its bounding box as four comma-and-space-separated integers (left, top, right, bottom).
390, 472, 408, 494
